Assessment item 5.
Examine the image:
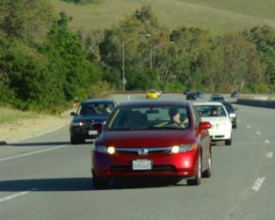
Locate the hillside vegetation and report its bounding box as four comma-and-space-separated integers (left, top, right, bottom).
1, 0, 275, 114
49, 0, 275, 35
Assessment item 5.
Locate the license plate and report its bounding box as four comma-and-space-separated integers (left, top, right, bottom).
88, 130, 98, 135
132, 159, 152, 170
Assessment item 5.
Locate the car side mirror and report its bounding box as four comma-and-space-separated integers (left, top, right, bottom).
70, 111, 76, 116
229, 113, 236, 119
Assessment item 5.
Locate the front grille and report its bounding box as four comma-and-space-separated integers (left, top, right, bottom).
110, 165, 176, 173
116, 147, 171, 155
84, 122, 94, 129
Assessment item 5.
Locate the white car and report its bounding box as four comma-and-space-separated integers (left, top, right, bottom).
193, 102, 232, 145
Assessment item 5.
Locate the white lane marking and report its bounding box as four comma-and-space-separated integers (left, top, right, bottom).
267, 152, 273, 158
264, 139, 270, 144
0, 188, 37, 203
256, 131, 261, 135
251, 177, 266, 191
246, 125, 251, 129
0, 145, 67, 162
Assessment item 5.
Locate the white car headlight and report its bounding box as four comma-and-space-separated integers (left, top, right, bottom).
71, 121, 84, 126
94, 145, 116, 154
170, 144, 197, 154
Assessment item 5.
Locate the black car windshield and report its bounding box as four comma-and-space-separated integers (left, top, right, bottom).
223, 103, 234, 113
108, 106, 190, 130
77, 103, 114, 116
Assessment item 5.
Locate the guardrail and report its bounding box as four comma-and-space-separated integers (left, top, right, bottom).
236, 94, 275, 109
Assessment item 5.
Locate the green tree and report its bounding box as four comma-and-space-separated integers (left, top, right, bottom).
243, 25, 275, 92
0, 0, 54, 44
1, 39, 54, 111
219, 34, 262, 92
41, 12, 102, 102
170, 27, 215, 91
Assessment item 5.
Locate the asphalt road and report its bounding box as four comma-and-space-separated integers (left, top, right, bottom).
0, 94, 274, 220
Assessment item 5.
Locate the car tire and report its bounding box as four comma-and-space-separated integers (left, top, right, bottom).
70, 135, 85, 145
233, 123, 237, 129
225, 138, 232, 146
70, 135, 79, 145
187, 154, 202, 186
93, 177, 108, 190
202, 154, 212, 178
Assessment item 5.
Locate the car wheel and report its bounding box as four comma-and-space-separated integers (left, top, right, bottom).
202, 154, 212, 178
70, 135, 79, 145
233, 123, 237, 129
225, 138, 232, 146
187, 154, 202, 186
93, 177, 108, 190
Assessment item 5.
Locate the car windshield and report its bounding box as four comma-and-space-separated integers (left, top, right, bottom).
223, 103, 234, 113
108, 105, 190, 130
210, 96, 225, 101
77, 102, 114, 116
194, 105, 227, 117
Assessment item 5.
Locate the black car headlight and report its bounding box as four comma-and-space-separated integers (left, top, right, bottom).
71, 121, 84, 126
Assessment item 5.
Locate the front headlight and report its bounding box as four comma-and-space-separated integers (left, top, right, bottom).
93, 145, 116, 154
71, 121, 84, 126
170, 144, 197, 154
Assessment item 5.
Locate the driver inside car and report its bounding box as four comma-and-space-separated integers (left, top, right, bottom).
166, 108, 186, 127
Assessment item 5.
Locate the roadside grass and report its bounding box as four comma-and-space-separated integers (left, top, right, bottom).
0, 107, 39, 125
49, 0, 275, 35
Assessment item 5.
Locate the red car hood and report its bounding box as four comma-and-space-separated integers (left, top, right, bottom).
98, 130, 195, 147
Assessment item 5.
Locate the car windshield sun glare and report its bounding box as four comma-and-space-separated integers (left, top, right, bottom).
170, 144, 197, 154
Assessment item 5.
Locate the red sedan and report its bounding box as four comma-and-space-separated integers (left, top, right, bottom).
91, 101, 212, 189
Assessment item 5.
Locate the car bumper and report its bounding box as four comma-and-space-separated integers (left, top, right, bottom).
70, 126, 99, 139
146, 95, 158, 99
92, 150, 200, 179
208, 127, 231, 141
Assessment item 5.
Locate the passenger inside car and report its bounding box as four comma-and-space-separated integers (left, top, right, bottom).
210, 107, 219, 116
103, 104, 112, 114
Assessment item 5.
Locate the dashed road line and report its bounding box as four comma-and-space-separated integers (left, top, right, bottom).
256, 131, 261, 135
0, 145, 67, 162
264, 139, 270, 144
0, 188, 37, 203
252, 177, 266, 191
267, 151, 273, 158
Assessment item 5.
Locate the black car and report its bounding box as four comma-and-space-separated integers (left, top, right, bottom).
186, 92, 197, 101
195, 91, 203, 98
221, 101, 237, 129
231, 91, 239, 98
209, 94, 226, 102
183, 89, 192, 95
69, 98, 117, 144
